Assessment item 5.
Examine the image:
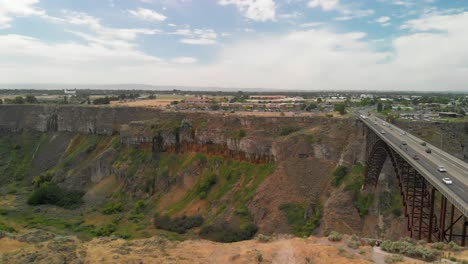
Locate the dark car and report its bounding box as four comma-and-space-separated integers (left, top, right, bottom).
425, 148, 432, 153
421, 142, 427, 146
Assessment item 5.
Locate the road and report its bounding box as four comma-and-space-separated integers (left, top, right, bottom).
358, 111, 468, 216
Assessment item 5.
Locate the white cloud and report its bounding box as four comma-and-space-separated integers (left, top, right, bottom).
308, 0, 374, 20
63, 11, 160, 43
375, 16, 390, 23
172, 28, 218, 45
172, 57, 197, 64
0, 0, 46, 28
218, 0, 276, 22
1, 11, 468, 91
129, 8, 167, 22
307, 0, 339, 11
299, 22, 323, 28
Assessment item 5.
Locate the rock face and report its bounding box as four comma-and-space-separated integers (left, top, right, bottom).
0, 105, 362, 165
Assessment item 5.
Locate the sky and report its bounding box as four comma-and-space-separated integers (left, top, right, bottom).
0, 0, 467, 91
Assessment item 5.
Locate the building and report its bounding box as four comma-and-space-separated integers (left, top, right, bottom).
64, 89, 76, 95
438, 112, 459, 118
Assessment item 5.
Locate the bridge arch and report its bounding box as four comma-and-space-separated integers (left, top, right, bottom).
362, 126, 467, 245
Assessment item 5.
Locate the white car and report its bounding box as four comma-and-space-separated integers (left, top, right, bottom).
399, 133, 403, 136
438, 165, 447, 172
442, 177, 453, 185
381, 130, 386, 134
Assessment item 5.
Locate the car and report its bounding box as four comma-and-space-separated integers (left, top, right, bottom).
438, 165, 447, 172
425, 148, 432, 153
402, 132, 407, 135
421, 142, 426, 146
442, 177, 453, 185
381, 130, 386, 134
382, 122, 386, 126
401, 141, 407, 145
399, 133, 403, 136
413, 155, 419, 160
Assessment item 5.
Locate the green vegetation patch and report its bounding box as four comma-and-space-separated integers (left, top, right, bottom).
154, 214, 203, 234
279, 203, 322, 237
279, 126, 301, 136
0, 133, 48, 183
27, 183, 83, 209
332, 165, 348, 187
380, 239, 440, 261
342, 163, 376, 217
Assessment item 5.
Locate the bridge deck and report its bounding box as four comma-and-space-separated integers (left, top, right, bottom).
358, 113, 468, 217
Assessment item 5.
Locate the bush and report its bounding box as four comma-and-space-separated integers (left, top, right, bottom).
154, 214, 203, 234
380, 239, 439, 261
384, 254, 404, 263
328, 231, 343, 242
200, 222, 258, 243
279, 203, 322, 237
94, 224, 117, 237
196, 174, 217, 199
279, 126, 300, 136
332, 166, 348, 187
431, 242, 445, 250
102, 202, 124, 215
347, 240, 360, 249
0, 221, 17, 233
448, 241, 461, 251
27, 183, 83, 209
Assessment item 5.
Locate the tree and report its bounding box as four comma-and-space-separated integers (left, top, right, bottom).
305, 103, 317, 111
13, 96, 25, 104
317, 97, 323, 103
377, 102, 383, 112
25, 95, 38, 104
334, 103, 346, 115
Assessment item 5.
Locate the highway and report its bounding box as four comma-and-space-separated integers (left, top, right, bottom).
357, 111, 468, 216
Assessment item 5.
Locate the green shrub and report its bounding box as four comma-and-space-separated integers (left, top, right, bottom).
154, 214, 203, 234
102, 202, 124, 215
279, 203, 322, 237
279, 127, 300, 136
305, 134, 315, 144
94, 224, 117, 237
332, 166, 348, 187
448, 241, 461, 251
0, 221, 17, 233
200, 222, 258, 243
196, 174, 217, 199
255, 251, 263, 262
384, 254, 404, 263
27, 183, 83, 209
380, 239, 439, 261
328, 231, 343, 242
231, 130, 247, 139
431, 242, 445, 250
347, 240, 360, 249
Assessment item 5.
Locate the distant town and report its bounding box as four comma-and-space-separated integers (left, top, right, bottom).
0, 88, 467, 123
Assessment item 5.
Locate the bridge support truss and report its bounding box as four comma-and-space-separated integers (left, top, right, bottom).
364, 127, 468, 245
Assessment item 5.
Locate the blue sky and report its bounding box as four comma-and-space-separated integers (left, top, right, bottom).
0, 0, 467, 91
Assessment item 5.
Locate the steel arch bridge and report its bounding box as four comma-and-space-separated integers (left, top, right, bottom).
364, 126, 468, 245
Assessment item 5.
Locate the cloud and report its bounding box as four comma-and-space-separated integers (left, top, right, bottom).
375, 16, 390, 23
308, 0, 374, 20
63, 11, 160, 43
172, 57, 197, 64
218, 0, 276, 22
172, 28, 218, 45
0, 0, 46, 28
129, 8, 167, 22
1, 11, 468, 91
